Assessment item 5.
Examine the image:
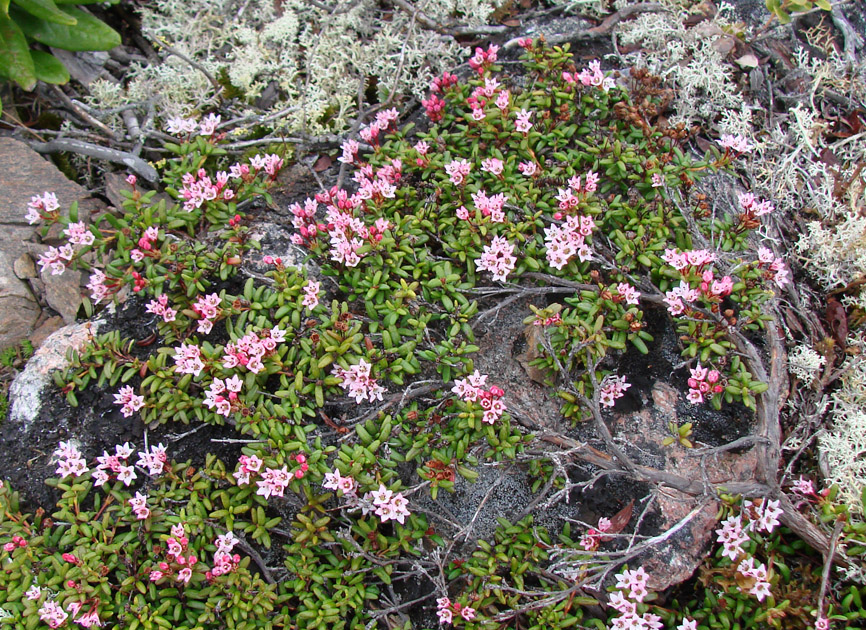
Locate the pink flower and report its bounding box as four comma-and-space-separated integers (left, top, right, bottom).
652, 173, 664, 187
793, 476, 815, 495
476, 236, 516, 282
460, 606, 476, 621
598, 375, 631, 407
514, 109, 533, 133
815, 615, 830, 630
436, 607, 453, 624
481, 157, 504, 176
677, 619, 698, 630
719, 134, 753, 154
114, 385, 146, 417
198, 113, 220, 136
444, 159, 471, 185
177, 567, 193, 584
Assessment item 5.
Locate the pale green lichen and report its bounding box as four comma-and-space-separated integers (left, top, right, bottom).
84, 0, 498, 136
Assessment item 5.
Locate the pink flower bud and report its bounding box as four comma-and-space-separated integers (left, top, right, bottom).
159, 562, 170, 571
3, 542, 14, 552
295, 454, 306, 464
295, 469, 305, 479
713, 385, 724, 393
553, 212, 563, 220
688, 378, 698, 389
707, 370, 720, 383
62, 553, 77, 563
67, 580, 76, 588
126, 174, 137, 186
188, 555, 197, 566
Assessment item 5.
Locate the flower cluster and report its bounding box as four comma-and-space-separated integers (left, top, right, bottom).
464, 189, 508, 223
358, 107, 400, 145
323, 468, 358, 496
93, 442, 138, 486
598, 374, 631, 408
137, 443, 168, 476
663, 281, 700, 316
129, 491, 150, 520
451, 371, 507, 424
132, 226, 160, 262
544, 214, 595, 270
165, 116, 199, 135
38, 601, 68, 628
445, 159, 472, 185
738, 192, 774, 218
353, 160, 401, 203
333, 359, 386, 404
616, 283, 641, 306
54, 441, 88, 478
180, 168, 235, 212
662, 248, 715, 271
736, 556, 772, 601
145, 294, 178, 323
714, 498, 782, 603
222, 327, 285, 373
756, 246, 790, 288
562, 60, 615, 92
685, 363, 723, 404
364, 484, 411, 524
63, 221, 95, 247
248, 153, 284, 178
302, 280, 320, 310
86, 269, 113, 303
436, 596, 476, 625
719, 134, 753, 154
114, 385, 146, 417
192, 293, 221, 334
150, 524, 198, 584
37, 245, 74, 276
476, 236, 516, 282
580, 516, 612, 551
207, 531, 241, 580
174, 342, 206, 376
468, 44, 498, 74
608, 567, 663, 630
514, 108, 532, 133
26, 191, 60, 224
203, 375, 244, 417
233, 453, 308, 498
422, 93, 446, 122
3, 535, 27, 553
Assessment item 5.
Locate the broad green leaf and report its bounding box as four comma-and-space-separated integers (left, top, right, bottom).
11, 5, 120, 51
11, 0, 77, 25
0, 12, 36, 90
31, 49, 69, 83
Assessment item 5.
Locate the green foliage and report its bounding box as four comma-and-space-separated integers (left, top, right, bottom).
7, 37, 858, 628
0, 0, 120, 106
766, 0, 833, 24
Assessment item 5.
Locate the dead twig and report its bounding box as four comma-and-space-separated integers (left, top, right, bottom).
29, 138, 159, 182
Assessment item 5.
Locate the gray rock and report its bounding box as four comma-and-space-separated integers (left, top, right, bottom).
9, 319, 102, 430
0, 137, 104, 347
0, 248, 41, 349
13, 254, 37, 279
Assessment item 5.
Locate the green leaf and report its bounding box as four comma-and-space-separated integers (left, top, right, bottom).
11, 0, 77, 26
12, 6, 121, 51
31, 49, 69, 83
0, 13, 36, 90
